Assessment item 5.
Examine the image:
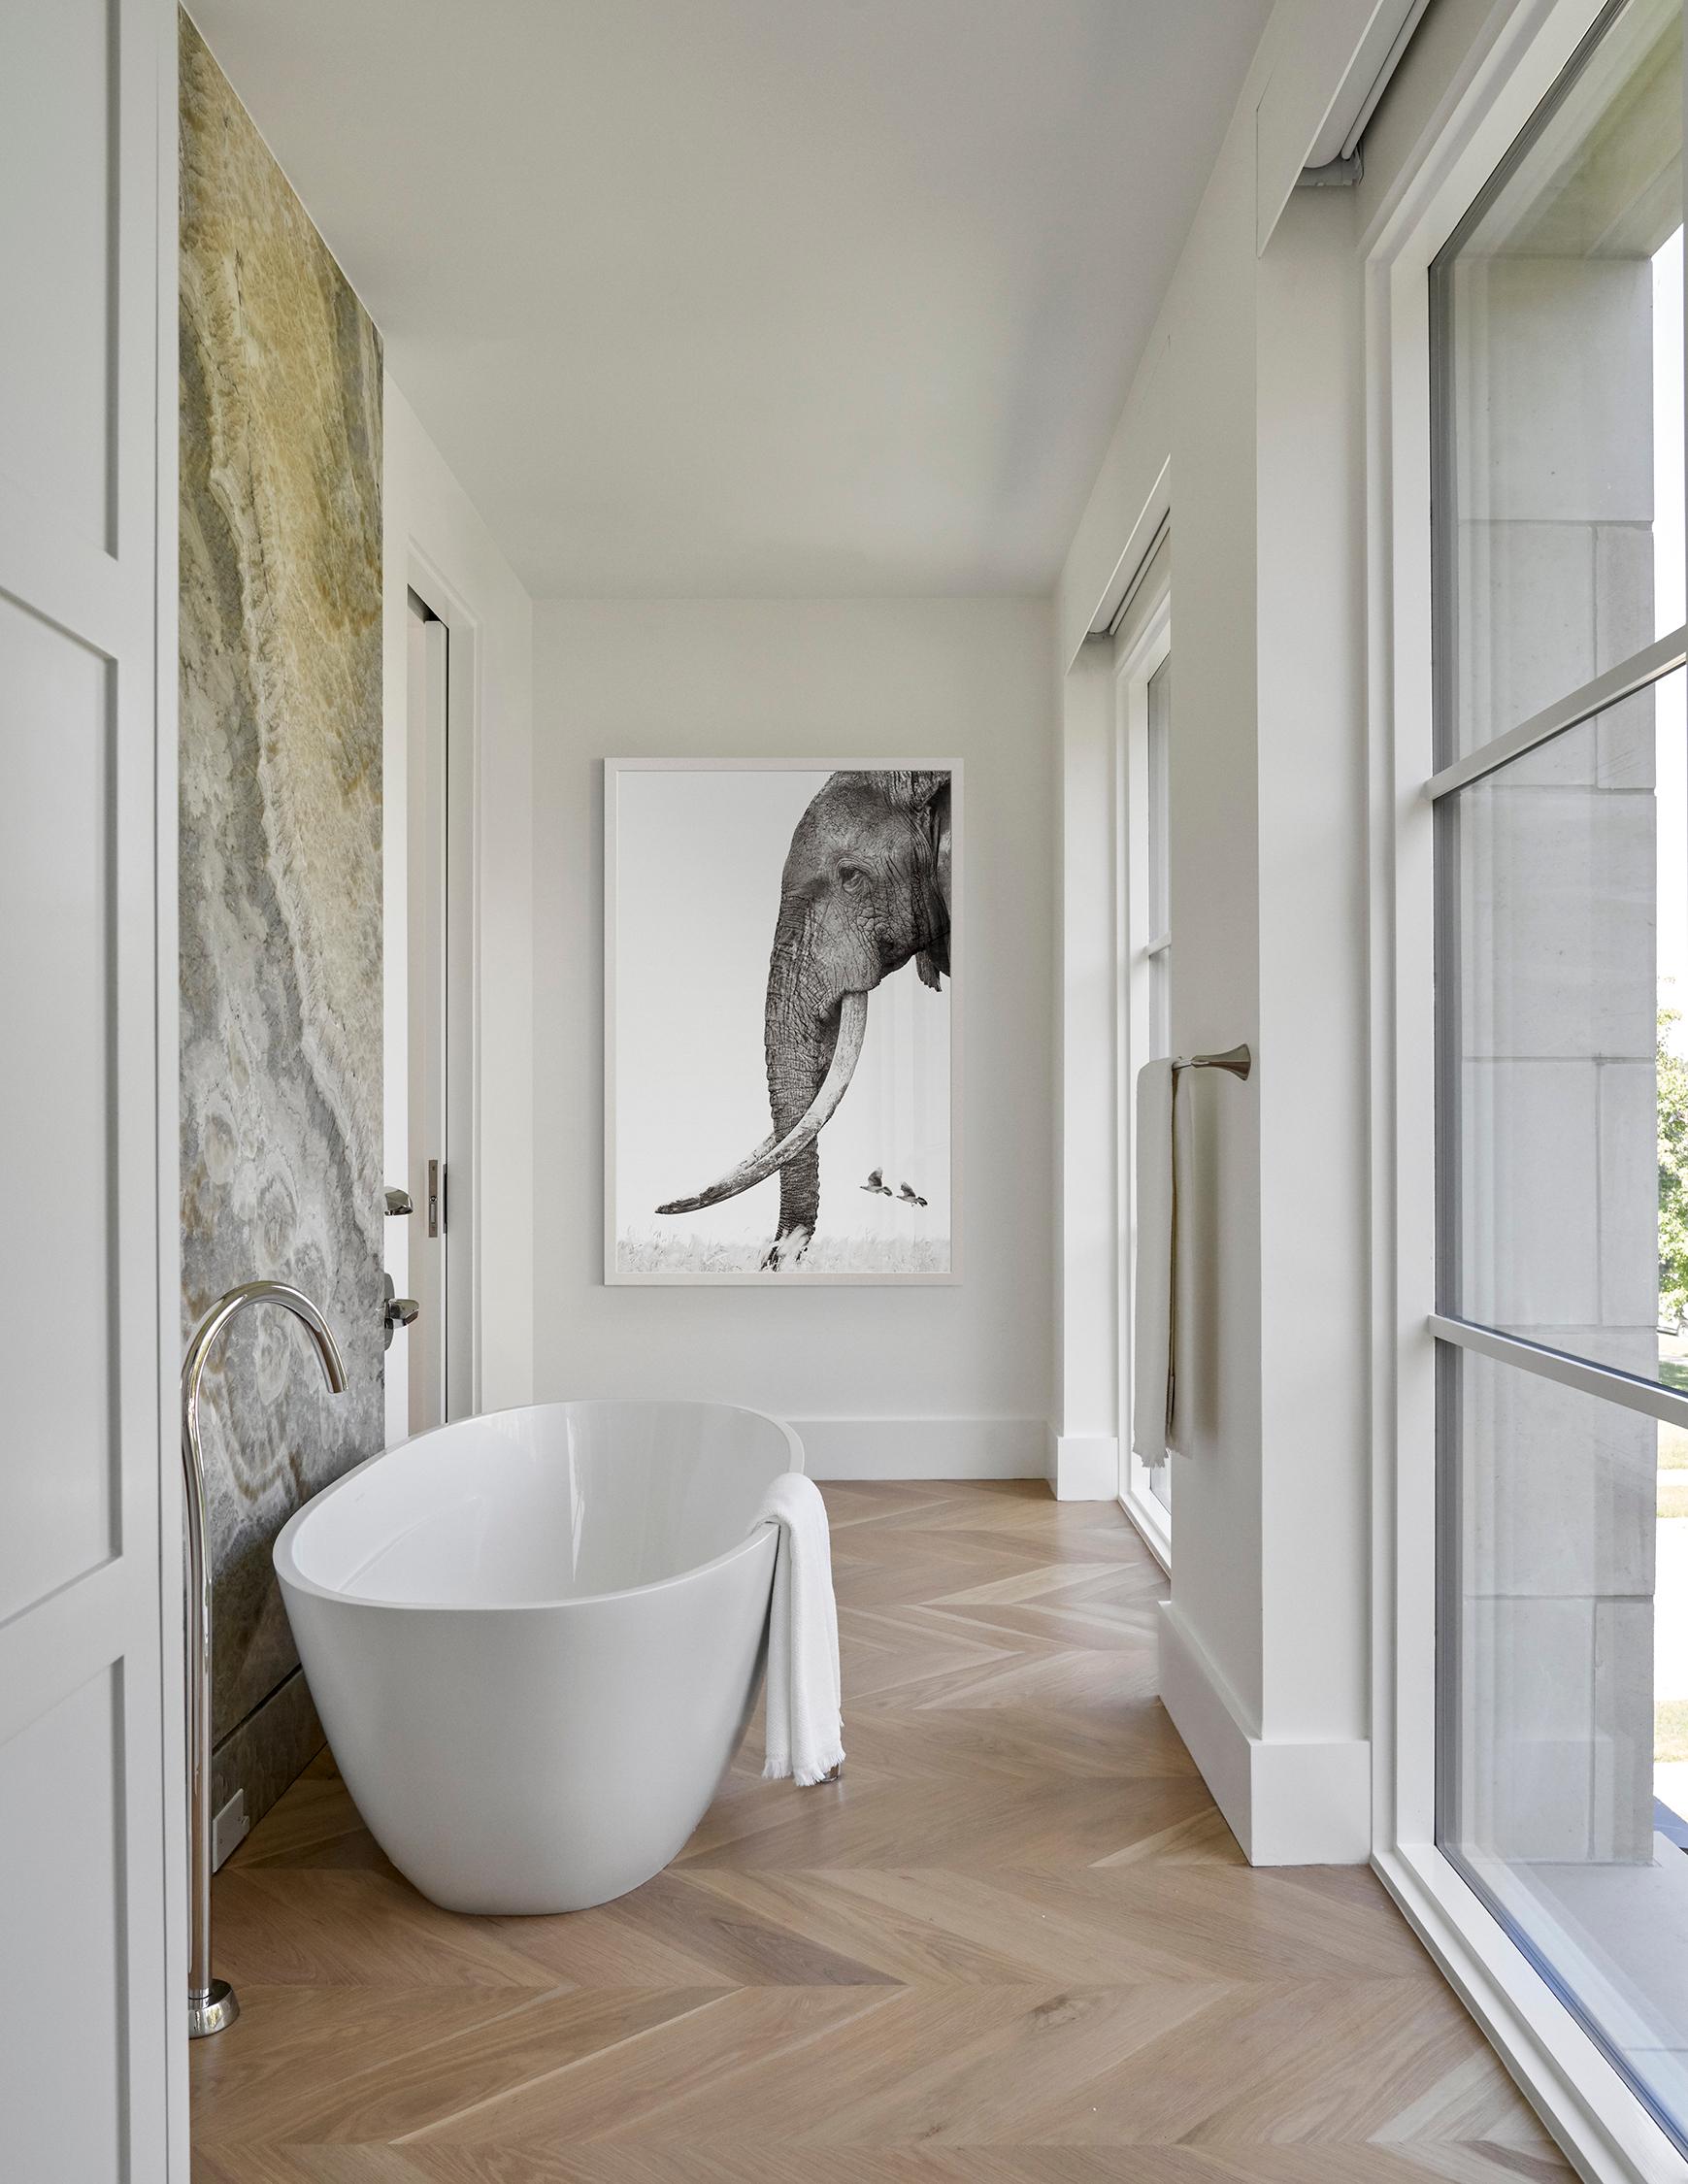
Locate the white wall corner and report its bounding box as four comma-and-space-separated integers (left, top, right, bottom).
794, 1418, 1047, 1483
1051, 1434, 1118, 1502
1159, 1600, 1371, 1864
1053, 645, 1122, 1483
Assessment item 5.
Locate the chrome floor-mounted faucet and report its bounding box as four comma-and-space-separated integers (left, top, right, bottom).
181, 1281, 347, 2037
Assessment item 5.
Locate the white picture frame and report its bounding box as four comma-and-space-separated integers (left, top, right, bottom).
605, 757, 962, 1285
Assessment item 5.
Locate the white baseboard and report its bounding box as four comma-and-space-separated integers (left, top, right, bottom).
1158, 1601, 1371, 1865
1047, 1430, 1118, 1501
1159, 1602, 1253, 1850
792, 1416, 1046, 1481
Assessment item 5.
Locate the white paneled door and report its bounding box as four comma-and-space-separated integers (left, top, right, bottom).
0, 2, 182, 2178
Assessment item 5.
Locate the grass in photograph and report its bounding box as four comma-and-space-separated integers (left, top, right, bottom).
616, 1230, 949, 1276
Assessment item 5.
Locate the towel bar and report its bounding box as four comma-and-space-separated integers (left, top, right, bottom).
1173, 1043, 1251, 1080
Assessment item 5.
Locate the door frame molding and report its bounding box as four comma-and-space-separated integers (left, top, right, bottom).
387, 539, 484, 1437
381, 383, 537, 1445
0, 1, 184, 2173
156, 4, 188, 2171
1112, 581, 1174, 1568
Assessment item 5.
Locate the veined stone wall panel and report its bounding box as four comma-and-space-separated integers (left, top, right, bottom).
179, 10, 383, 1824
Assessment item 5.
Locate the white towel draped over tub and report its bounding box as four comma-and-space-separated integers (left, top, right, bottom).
749, 1473, 844, 1785
1132, 1057, 1179, 1466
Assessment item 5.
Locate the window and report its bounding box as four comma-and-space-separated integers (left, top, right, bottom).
1431, 0, 1688, 2148
1145, 657, 1173, 1063
1115, 534, 1173, 1554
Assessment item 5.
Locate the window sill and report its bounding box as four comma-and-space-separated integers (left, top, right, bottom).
1373, 1840, 1688, 2183
1117, 1480, 1171, 1575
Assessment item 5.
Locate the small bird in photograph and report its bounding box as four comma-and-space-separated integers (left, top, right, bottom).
861, 1167, 894, 1196
898, 1182, 928, 1208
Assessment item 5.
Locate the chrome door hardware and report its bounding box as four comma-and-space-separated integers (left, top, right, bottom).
383, 1271, 420, 1349
384, 1185, 414, 1216
427, 1157, 447, 1238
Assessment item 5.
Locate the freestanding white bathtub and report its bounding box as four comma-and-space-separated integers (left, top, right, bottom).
274, 1399, 801, 1914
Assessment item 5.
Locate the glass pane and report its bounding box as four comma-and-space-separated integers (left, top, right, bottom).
1147, 657, 1171, 939
1146, 656, 1172, 1516
1148, 951, 1171, 1084
1443, 666, 1688, 1387
1440, 1343, 1688, 2145
1434, 0, 1684, 767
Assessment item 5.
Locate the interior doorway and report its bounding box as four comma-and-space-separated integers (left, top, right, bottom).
404, 588, 475, 1432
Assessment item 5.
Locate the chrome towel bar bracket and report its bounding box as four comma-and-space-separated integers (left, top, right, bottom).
1172, 1042, 1251, 1080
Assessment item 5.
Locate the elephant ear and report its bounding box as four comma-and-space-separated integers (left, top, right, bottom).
852, 769, 951, 986
913, 776, 952, 990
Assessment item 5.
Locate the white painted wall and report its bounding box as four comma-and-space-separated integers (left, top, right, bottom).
1058, 65, 1267, 1706
382, 380, 535, 1441
1052, 640, 1122, 1500
1050, 0, 1580, 1868
1253, 191, 1370, 1767
532, 598, 1054, 1476
1055, 17, 1374, 1862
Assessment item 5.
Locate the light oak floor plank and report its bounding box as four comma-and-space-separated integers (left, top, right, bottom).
192, 1480, 1570, 2178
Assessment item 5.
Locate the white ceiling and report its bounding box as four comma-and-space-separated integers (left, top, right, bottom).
188, 1, 1271, 598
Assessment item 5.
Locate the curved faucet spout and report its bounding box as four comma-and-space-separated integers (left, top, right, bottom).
182, 1278, 348, 1423
181, 1279, 348, 2037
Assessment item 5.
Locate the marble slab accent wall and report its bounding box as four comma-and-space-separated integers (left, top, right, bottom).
179, 11, 384, 1829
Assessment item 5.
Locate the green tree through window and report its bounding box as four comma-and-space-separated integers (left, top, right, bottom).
1661, 1007, 1688, 1326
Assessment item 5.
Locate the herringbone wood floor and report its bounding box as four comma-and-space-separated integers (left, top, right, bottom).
191, 1480, 1571, 2181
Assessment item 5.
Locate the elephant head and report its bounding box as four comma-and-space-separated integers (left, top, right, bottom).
657, 768, 951, 1268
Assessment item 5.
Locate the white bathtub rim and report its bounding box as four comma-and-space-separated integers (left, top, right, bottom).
274, 1396, 805, 1617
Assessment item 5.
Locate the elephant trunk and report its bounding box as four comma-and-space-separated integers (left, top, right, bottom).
761, 928, 838, 1262
652, 989, 866, 1222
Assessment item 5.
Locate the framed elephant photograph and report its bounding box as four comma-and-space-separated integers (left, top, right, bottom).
605, 759, 960, 1283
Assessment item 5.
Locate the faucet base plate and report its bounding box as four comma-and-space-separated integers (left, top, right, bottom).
188, 1978, 239, 2038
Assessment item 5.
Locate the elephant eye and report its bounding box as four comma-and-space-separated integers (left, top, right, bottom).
838, 864, 869, 895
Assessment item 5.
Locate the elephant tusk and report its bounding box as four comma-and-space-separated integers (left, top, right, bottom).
656, 991, 869, 1215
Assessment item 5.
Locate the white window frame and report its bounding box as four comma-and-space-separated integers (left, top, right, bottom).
1116, 579, 1174, 1569
1369, 2, 1688, 2176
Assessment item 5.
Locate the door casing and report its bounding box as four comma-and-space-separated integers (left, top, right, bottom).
0, 1, 184, 2173
395, 576, 476, 1438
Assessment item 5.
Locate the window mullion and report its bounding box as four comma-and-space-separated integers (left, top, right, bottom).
1425, 623, 1688, 802
1430, 1313, 1688, 1434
